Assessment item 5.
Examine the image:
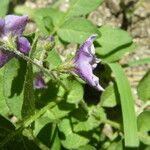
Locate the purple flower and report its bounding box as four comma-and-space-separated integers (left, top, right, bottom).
34, 73, 47, 89
74, 34, 104, 91
1, 15, 28, 37
0, 15, 30, 68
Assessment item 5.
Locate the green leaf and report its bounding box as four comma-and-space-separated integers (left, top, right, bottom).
72, 106, 106, 132
32, 7, 65, 28
44, 16, 54, 33
1, 134, 40, 150
101, 43, 136, 62
123, 58, 150, 67
137, 70, 150, 101
68, 0, 103, 17
78, 144, 96, 150
46, 100, 75, 120
58, 18, 100, 43
0, 0, 9, 17
58, 118, 89, 149
15, 6, 65, 34
96, 26, 135, 62
109, 63, 139, 147
96, 26, 132, 55
22, 34, 38, 118
0, 115, 15, 148
107, 140, 123, 150
50, 130, 61, 150
33, 115, 61, 149
22, 63, 35, 118
47, 49, 62, 70
0, 68, 9, 115
33, 113, 52, 137
67, 80, 84, 104
34, 16, 53, 35
137, 111, 150, 145
4, 59, 26, 118
100, 84, 117, 107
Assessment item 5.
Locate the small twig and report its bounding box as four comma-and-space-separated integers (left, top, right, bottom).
102, 119, 121, 130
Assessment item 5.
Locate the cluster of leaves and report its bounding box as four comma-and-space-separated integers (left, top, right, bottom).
0, 0, 150, 150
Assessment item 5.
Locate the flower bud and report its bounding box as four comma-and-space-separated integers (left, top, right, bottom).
39, 36, 54, 51
34, 72, 47, 89
17, 37, 31, 54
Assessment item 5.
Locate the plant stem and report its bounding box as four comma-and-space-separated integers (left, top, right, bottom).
13, 50, 68, 91
103, 119, 121, 130
79, 99, 89, 114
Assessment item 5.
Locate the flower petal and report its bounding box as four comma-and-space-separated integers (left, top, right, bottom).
80, 34, 97, 54
74, 34, 98, 64
4, 15, 28, 36
0, 49, 14, 68
75, 62, 104, 91
17, 37, 31, 54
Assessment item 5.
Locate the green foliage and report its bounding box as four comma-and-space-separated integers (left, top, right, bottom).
67, 79, 83, 104
15, 6, 65, 35
58, 118, 89, 149
109, 63, 139, 147
4, 59, 26, 118
137, 70, 150, 101
15, 5, 99, 43
22, 63, 35, 117
124, 58, 150, 67
47, 49, 62, 69
100, 83, 117, 107
71, 106, 106, 132
58, 18, 100, 43
0, 115, 15, 142
45, 101, 75, 120
68, 0, 103, 17
96, 26, 135, 62
78, 144, 96, 150
107, 140, 123, 150
0, 0, 9, 17
0, 68, 9, 115
138, 111, 150, 145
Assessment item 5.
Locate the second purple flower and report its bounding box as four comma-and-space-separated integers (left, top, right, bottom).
73, 34, 104, 91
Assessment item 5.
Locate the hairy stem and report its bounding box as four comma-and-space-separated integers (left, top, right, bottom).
13, 50, 68, 91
